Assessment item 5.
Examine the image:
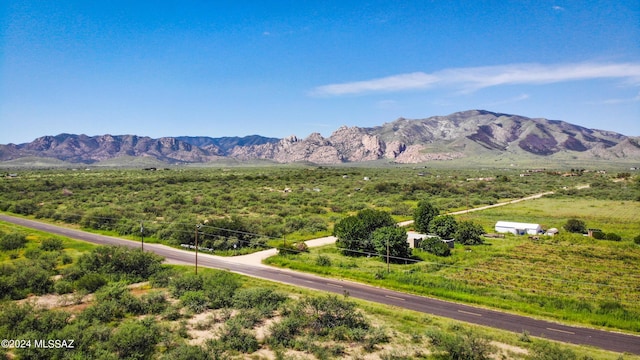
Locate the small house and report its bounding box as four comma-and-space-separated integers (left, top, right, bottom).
494, 221, 542, 235
545, 228, 559, 236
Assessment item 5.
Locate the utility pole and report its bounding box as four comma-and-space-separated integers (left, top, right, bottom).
387, 237, 390, 273
195, 224, 201, 274
140, 221, 144, 251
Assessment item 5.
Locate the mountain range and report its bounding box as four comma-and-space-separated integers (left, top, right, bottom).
2, 110, 639, 165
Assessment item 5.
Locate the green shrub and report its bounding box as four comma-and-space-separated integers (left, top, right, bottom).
315, 254, 332, 267
54, 280, 75, 294
75, 273, 107, 292
109, 318, 161, 360
40, 237, 64, 251
180, 290, 208, 313
209, 322, 259, 353
169, 273, 203, 297
161, 344, 212, 360
427, 328, 494, 360
76, 246, 163, 282
635, 234, 640, 245
203, 271, 240, 309
233, 287, 287, 314
563, 219, 586, 233
95, 283, 144, 314
420, 236, 451, 257
604, 233, 621, 241
0, 232, 27, 251
267, 316, 304, 347
141, 291, 168, 314
529, 341, 577, 360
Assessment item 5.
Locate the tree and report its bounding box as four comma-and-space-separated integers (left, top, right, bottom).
429, 215, 458, 238
563, 219, 586, 234
414, 200, 440, 233
371, 226, 411, 263
333, 209, 395, 256
455, 221, 484, 245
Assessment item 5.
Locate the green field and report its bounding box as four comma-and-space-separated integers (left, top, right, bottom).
266, 196, 640, 333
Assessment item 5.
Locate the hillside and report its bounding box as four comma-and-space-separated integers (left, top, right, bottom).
1, 110, 639, 165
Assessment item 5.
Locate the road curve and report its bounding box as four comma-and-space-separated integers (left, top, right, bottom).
1, 214, 639, 355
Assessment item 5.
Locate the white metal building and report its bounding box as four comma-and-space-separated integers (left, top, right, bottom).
494, 221, 542, 235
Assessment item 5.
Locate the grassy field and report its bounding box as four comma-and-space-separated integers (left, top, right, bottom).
266, 197, 640, 333
458, 197, 640, 239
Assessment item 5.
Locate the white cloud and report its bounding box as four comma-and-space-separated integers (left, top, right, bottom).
376, 99, 399, 109
600, 91, 640, 104
311, 72, 438, 96
310, 62, 640, 96
486, 94, 531, 106
552, 5, 565, 11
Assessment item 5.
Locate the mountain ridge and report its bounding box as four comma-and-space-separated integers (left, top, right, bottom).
2, 110, 639, 165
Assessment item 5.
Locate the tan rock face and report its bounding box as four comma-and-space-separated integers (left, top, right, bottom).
2, 110, 637, 164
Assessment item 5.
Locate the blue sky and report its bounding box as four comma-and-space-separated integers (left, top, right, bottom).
1, 1, 639, 144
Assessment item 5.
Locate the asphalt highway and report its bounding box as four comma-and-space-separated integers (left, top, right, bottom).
1, 214, 638, 355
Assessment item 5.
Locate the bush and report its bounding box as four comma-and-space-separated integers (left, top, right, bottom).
427, 328, 494, 360
267, 316, 304, 347
95, 283, 144, 315
203, 271, 240, 309
529, 341, 577, 360
141, 291, 168, 314
76, 246, 163, 283
233, 287, 287, 314
591, 230, 606, 240
604, 233, 621, 241
161, 344, 212, 360
169, 273, 203, 298
563, 219, 586, 233
211, 322, 259, 353
40, 237, 64, 251
634, 234, 640, 245
75, 273, 107, 292
0, 232, 27, 251
109, 318, 161, 360
420, 236, 451, 257
53, 280, 75, 294
181, 290, 208, 313
315, 255, 332, 267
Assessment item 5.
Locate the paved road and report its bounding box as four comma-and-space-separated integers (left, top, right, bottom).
2, 214, 639, 355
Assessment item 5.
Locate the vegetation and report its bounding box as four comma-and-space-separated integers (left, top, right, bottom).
1, 166, 640, 357
333, 209, 395, 256
564, 218, 587, 233
419, 236, 452, 257
0, 216, 638, 359
414, 199, 440, 233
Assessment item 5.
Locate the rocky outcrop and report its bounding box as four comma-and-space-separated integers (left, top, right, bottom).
1, 110, 637, 164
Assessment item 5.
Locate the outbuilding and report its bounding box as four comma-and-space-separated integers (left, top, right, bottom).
494, 221, 542, 235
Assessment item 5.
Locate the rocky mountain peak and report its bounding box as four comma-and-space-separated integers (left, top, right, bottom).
1, 110, 637, 165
